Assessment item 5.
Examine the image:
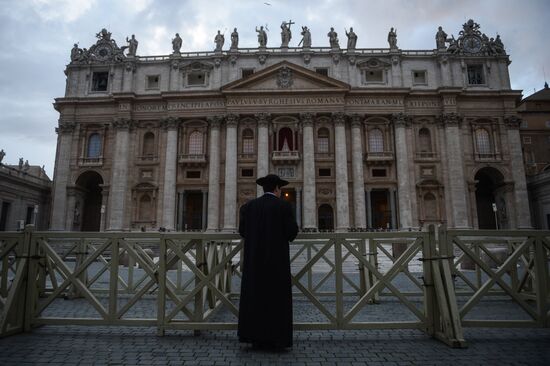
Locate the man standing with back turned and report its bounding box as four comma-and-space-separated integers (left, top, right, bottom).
238, 174, 299, 349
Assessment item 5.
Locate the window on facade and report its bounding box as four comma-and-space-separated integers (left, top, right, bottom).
424, 193, 438, 220
467, 65, 485, 85
418, 128, 432, 152
278, 127, 294, 151
319, 168, 331, 177
413, 70, 427, 84
142, 132, 155, 156
186, 171, 201, 179
242, 68, 254, 78
372, 168, 387, 177
139, 195, 152, 221
315, 68, 329, 76
91, 72, 109, 91
188, 131, 203, 155
317, 128, 330, 153
147, 75, 160, 89
365, 70, 383, 83
368, 128, 384, 152
242, 129, 254, 154
87, 133, 102, 158
25, 206, 34, 225
475, 128, 492, 155
188, 72, 206, 85
241, 168, 254, 177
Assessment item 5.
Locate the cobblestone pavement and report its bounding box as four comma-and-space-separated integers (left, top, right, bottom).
0, 325, 549, 365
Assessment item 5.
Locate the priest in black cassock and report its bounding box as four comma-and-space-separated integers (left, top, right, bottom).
238, 174, 299, 349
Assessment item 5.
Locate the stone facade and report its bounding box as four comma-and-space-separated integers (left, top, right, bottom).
51, 21, 531, 231
0, 161, 51, 231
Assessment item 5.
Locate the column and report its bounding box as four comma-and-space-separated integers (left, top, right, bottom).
393, 113, 413, 229
301, 113, 317, 230
176, 191, 184, 231
50, 121, 76, 230
366, 189, 372, 228
505, 116, 532, 228
350, 115, 366, 229
108, 118, 132, 230
223, 114, 238, 231
99, 186, 108, 232
161, 117, 179, 230
442, 113, 470, 228
334, 112, 350, 231
390, 188, 397, 229
206, 117, 222, 231
296, 188, 302, 229
256, 113, 270, 197
201, 190, 208, 231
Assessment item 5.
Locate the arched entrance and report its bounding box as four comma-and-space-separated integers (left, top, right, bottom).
474, 167, 505, 229
318, 204, 334, 231
75, 171, 103, 231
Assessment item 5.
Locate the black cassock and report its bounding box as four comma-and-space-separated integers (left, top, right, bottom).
238, 193, 299, 347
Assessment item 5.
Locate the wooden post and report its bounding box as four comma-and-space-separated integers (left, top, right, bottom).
157, 235, 167, 336
23, 225, 36, 332
108, 237, 119, 323
335, 238, 344, 328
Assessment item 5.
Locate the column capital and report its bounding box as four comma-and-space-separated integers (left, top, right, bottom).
350, 114, 363, 128
55, 120, 76, 134
225, 113, 239, 127
300, 112, 315, 127
207, 115, 223, 129
161, 116, 180, 130
504, 115, 522, 130
438, 112, 462, 127
255, 113, 271, 127
112, 117, 135, 130
332, 112, 346, 126
391, 112, 411, 127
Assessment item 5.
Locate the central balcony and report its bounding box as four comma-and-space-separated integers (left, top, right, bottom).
272, 150, 300, 165
178, 154, 207, 166
364, 151, 394, 165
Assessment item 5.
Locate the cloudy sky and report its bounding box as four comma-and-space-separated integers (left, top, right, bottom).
0, 0, 549, 178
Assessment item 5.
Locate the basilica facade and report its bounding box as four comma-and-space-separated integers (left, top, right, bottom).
50, 20, 531, 232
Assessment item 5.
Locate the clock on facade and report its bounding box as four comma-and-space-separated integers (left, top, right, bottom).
462, 35, 482, 53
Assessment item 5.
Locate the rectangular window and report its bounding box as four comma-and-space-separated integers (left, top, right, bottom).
467, 65, 484, 85
520, 121, 528, 129
243, 139, 254, 154
413, 70, 427, 85
242, 68, 254, 78
315, 68, 329, 76
522, 136, 532, 144
188, 72, 206, 86
91, 71, 109, 91
25, 206, 34, 225
372, 169, 387, 177
146, 75, 160, 89
186, 171, 201, 179
317, 137, 329, 153
319, 168, 331, 177
365, 70, 383, 83
241, 168, 254, 177
0, 202, 11, 231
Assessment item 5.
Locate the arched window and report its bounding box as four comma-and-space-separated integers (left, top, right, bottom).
142, 132, 155, 156
188, 131, 203, 155
87, 133, 102, 158
139, 194, 152, 221
424, 193, 438, 220
317, 128, 330, 153
318, 204, 334, 231
475, 128, 491, 155
368, 128, 384, 153
418, 128, 432, 152
242, 128, 254, 154
278, 127, 294, 151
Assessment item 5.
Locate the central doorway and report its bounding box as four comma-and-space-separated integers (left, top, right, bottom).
475, 167, 505, 229
183, 192, 203, 230
281, 188, 297, 219
371, 190, 391, 229
75, 171, 103, 231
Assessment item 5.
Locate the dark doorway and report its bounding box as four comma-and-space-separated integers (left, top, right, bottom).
318, 204, 334, 231
281, 188, 297, 218
475, 167, 505, 229
75, 171, 103, 231
0, 202, 10, 231
371, 190, 391, 229
184, 192, 203, 230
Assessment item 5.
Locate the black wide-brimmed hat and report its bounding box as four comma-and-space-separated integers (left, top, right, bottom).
256, 174, 289, 187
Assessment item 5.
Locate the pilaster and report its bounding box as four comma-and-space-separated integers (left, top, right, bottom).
301, 112, 317, 230
161, 117, 180, 230
223, 114, 238, 231
206, 116, 222, 231
350, 114, 366, 229
333, 112, 350, 231
393, 113, 413, 229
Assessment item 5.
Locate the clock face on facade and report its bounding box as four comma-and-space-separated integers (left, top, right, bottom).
463, 35, 482, 53
95, 45, 112, 61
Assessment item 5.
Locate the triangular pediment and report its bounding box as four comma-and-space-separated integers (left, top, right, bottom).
222, 61, 350, 93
